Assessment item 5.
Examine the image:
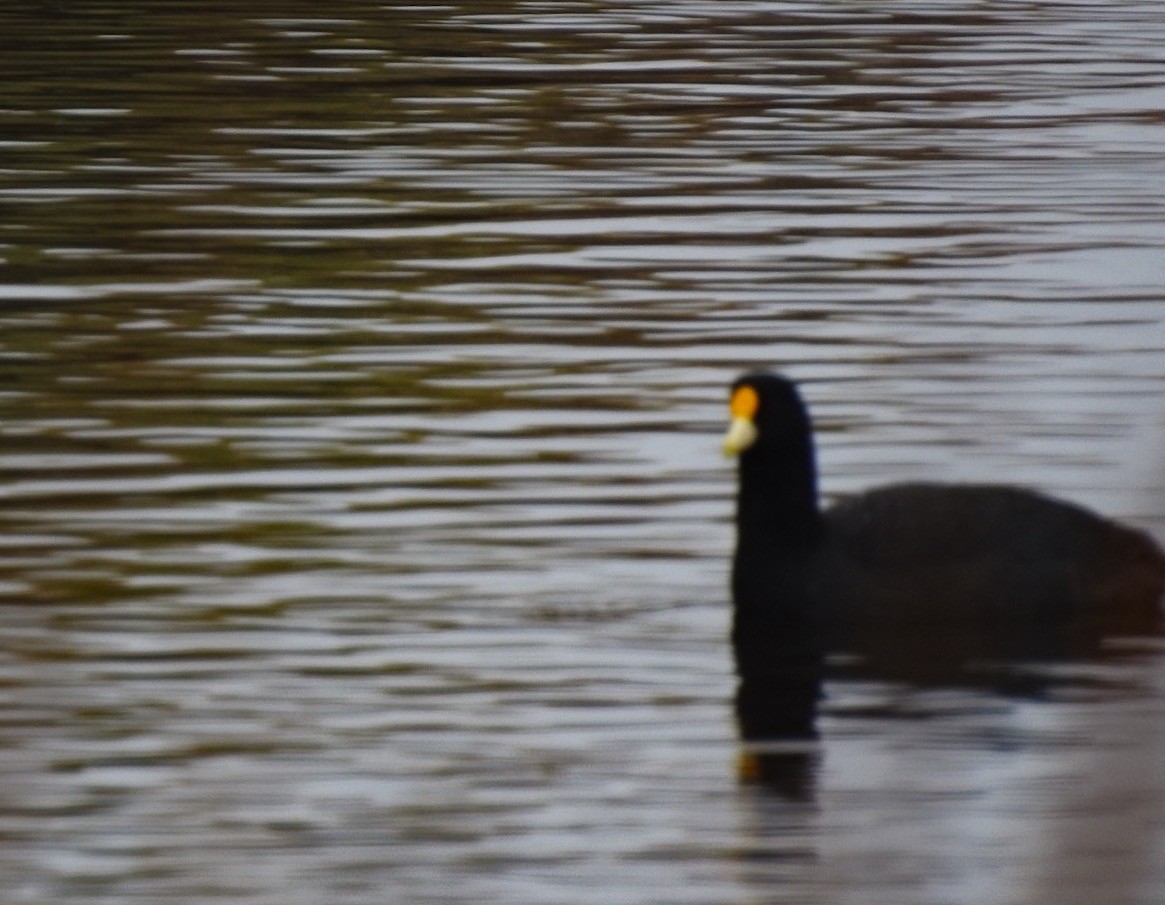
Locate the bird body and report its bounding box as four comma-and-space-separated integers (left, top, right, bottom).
725, 374, 1165, 682
819, 482, 1165, 626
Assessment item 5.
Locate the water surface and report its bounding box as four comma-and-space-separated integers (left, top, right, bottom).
2, 2, 1165, 902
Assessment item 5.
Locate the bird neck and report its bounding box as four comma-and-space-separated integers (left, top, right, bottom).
735, 438, 821, 546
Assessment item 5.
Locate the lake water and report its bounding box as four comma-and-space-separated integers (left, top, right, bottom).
2, 2, 1165, 902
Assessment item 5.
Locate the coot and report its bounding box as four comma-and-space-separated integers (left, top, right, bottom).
723, 373, 1165, 677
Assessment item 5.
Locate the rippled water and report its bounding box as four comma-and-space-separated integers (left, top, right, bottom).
2, 2, 1165, 902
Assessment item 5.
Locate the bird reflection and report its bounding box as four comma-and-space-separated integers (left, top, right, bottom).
733, 613, 1163, 796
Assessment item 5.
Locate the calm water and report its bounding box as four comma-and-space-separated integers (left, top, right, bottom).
2, 2, 1165, 902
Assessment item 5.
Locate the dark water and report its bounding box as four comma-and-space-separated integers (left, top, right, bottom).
2, 2, 1165, 902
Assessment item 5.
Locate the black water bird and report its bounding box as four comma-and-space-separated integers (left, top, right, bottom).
723, 373, 1165, 738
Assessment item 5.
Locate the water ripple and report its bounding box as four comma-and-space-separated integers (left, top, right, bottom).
1, 2, 1165, 903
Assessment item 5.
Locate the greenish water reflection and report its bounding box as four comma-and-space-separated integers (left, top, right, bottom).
2, 2, 1165, 903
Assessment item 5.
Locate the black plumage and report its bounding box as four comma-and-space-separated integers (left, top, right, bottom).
724, 373, 1165, 737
